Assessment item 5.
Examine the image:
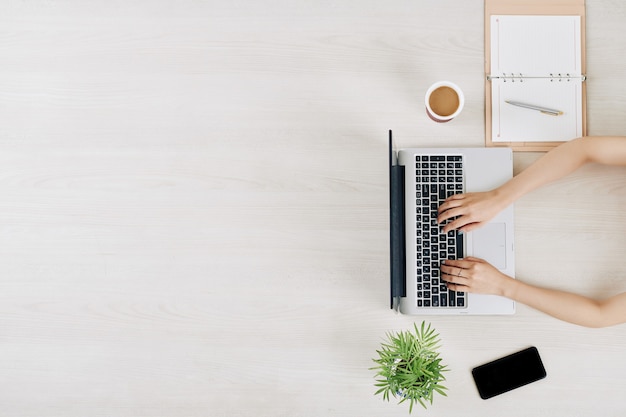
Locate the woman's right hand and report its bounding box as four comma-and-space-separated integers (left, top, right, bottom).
437, 190, 507, 233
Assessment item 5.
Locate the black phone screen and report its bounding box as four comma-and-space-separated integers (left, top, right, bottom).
472, 346, 547, 399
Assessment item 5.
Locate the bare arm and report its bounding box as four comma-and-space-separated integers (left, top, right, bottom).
438, 136, 626, 232
441, 258, 626, 328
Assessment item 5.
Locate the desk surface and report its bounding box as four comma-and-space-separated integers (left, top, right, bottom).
2, 1, 626, 416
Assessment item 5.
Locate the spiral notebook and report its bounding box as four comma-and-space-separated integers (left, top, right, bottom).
484, 0, 587, 151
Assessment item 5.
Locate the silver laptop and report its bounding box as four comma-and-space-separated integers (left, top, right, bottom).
389, 130, 515, 315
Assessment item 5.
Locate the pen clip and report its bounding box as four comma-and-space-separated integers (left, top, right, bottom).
540, 110, 563, 116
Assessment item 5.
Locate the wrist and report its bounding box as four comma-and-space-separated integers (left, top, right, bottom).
491, 186, 514, 212
500, 276, 521, 300
491, 186, 516, 211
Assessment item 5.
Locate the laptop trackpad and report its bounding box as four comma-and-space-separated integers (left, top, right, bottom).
471, 223, 507, 269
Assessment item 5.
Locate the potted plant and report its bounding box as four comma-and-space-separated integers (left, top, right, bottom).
371, 321, 448, 413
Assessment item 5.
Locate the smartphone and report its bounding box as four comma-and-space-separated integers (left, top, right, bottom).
472, 346, 547, 399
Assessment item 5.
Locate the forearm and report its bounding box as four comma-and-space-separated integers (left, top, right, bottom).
443, 258, 626, 327
494, 136, 626, 206
495, 138, 590, 205
439, 136, 626, 231
503, 279, 621, 328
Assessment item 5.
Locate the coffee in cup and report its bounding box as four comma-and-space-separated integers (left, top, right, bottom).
425, 81, 464, 122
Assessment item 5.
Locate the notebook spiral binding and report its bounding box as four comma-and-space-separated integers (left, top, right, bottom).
487, 73, 587, 82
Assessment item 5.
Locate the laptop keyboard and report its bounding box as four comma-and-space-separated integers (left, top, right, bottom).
415, 154, 466, 308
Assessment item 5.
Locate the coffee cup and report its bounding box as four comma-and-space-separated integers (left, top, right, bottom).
425, 81, 464, 123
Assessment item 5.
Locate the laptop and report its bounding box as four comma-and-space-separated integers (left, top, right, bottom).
389, 130, 515, 315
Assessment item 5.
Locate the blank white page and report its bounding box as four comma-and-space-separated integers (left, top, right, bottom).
491, 15, 581, 77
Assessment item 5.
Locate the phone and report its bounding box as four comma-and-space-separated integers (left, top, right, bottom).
472, 346, 547, 399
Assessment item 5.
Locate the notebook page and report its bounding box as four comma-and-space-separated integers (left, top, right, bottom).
491, 15, 581, 77
492, 78, 583, 142
490, 15, 583, 142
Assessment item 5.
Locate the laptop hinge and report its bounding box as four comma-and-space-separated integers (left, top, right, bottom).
389, 131, 406, 311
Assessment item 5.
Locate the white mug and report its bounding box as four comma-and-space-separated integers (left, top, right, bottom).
424, 81, 465, 123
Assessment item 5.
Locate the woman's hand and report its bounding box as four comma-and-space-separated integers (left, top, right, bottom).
441, 257, 514, 296
437, 190, 507, 233
443, 257, 626, 327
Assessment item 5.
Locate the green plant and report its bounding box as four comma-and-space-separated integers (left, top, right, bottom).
371, 321, 448, 413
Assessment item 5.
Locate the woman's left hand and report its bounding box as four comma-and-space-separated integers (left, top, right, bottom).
441, 257, 513, 296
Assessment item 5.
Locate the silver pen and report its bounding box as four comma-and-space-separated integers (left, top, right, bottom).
505, 100, 563, 116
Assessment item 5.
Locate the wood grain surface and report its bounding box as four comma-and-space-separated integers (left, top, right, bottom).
1, 1, 625, 416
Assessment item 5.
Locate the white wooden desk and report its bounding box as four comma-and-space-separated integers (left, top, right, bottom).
1, 1, 626, 416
